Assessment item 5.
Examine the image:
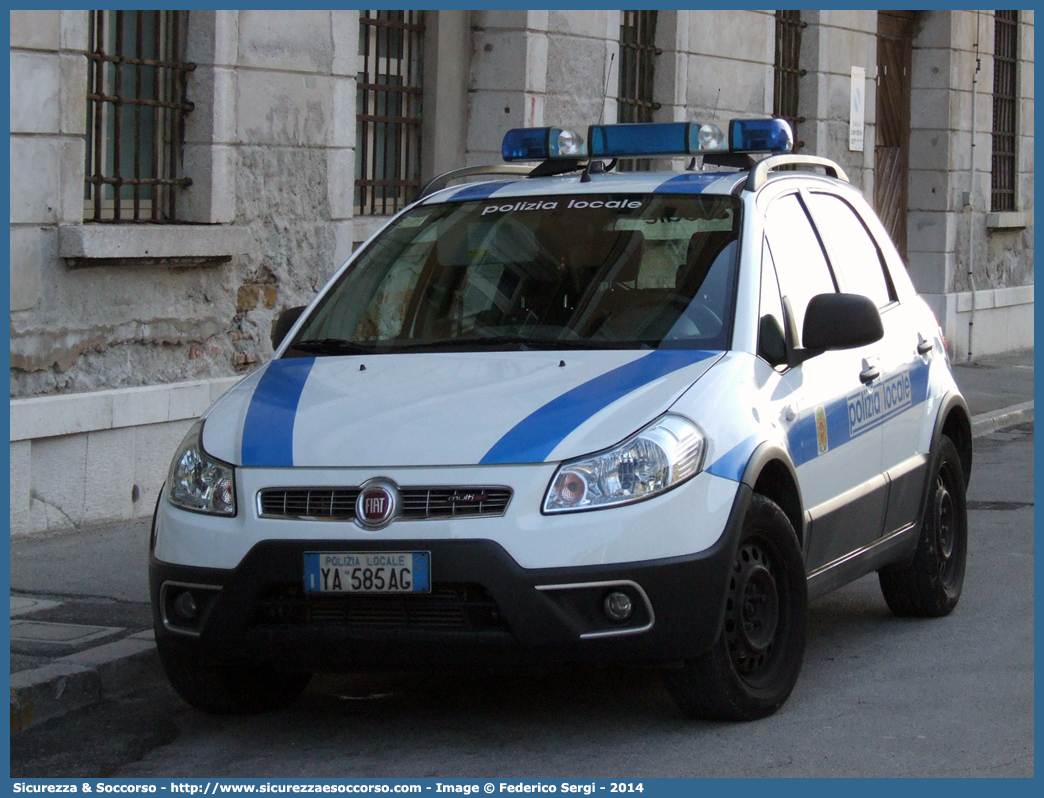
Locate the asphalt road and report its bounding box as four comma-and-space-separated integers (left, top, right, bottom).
11, 424, 1034, 778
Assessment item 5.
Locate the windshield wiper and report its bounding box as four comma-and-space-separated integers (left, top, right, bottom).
288, 338, 374, 355
513, 338, 646, 351
291, 336, 653, 355
397, 336, 644, 352
396, 336, 531, 352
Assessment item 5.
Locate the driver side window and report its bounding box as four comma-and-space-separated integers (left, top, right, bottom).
758, 239, 788, 369
763, 193, 837, 348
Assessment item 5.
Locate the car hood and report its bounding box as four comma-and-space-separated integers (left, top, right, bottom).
202, 350, 723, 468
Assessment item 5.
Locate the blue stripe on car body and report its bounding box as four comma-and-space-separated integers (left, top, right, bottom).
480, 349, 717, 465
241, 358, 315, 467
707, 360, 933, 478
449, 181, 519, 201
788, 360, 932, 469
653, 173, 720, 194
705, 434, 760, 482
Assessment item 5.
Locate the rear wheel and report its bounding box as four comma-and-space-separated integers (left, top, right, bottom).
665, 494, 807, 721
157, 639, 311, 715
879, 436, 967, 617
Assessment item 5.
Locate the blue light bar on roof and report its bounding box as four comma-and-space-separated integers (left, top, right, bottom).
502, 127, 586, 161
502, 118, 793, 164
587, 122, 726, 158
730, 118, 794, 154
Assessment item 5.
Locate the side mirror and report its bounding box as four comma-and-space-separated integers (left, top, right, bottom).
271, 306, 307, 349
790, 293, 883, 366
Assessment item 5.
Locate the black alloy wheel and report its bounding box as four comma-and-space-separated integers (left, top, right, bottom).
879, 435, 968, 617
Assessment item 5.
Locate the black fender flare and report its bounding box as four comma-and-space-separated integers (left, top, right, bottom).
880, 389, 972, 574
738, 440, 807, 552
930, 389, 973, 488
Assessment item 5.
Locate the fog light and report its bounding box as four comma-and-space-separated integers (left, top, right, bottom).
173, 590, 198, 621
161, 581, 220, 635
603, 591, 634, 622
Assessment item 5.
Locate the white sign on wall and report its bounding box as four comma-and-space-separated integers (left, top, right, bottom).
849, 66, 866, 152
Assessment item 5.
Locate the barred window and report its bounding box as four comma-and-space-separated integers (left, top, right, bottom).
773, 10, 805, 152
617, 11, 660, 172
84, 10, 193, 223
991, 10, 1018, 212
355, 10, 424, 216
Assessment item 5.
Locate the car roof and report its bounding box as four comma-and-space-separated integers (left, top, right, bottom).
420, 169, 750, 205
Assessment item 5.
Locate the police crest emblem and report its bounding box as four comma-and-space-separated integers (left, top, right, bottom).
815, 406, 829, 454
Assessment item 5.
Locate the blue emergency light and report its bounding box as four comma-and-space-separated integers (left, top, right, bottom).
501, 118, 793, 162
730, 118, 794, 153
588, 122, 725, 158
502, 127, 587, 161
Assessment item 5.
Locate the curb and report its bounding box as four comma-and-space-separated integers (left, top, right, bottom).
971, 400, 1033, 438
7, 401, 1034, 734
10, 631, 159, 735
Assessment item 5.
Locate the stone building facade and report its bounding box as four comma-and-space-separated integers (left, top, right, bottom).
8, 9, 1034, 533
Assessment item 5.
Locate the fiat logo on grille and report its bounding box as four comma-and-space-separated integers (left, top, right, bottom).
355, 479, 400, 530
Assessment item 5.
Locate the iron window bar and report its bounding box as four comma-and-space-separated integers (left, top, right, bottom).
773, 10, 806, 153
991, 10, 1018, 212
617, 10, 661, 172
85, 10, 194, 223
355, 10, 424, 216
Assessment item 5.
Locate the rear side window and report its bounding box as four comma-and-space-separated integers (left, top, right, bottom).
806, 193, 895, 308
763, 193, 836, 346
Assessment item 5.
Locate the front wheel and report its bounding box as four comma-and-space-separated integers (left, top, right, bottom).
157, 639, 312, 715
664, 494, 808, 721
878, 436, 968, 617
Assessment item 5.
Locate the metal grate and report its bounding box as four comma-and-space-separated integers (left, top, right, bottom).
773, 10, 805, 152
254, 582, 507, 632
258, 486, 512, 521
617, 11, 660, 172
355, 10, 424, 216
84, 10, 194, 223
991, 10, 1018, 212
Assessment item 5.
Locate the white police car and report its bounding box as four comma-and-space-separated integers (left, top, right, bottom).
151, 118, 972, 721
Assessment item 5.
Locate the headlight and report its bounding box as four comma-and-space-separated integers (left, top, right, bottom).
543, 414, 706, 513
167, 420, 236, 516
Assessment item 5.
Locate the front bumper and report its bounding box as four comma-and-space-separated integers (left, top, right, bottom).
151, 484, 752, 671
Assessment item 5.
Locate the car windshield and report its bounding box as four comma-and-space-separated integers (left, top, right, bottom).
288, 192, 741, 356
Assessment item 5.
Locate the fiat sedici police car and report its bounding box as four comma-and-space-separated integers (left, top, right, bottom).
152, 118, 972, 720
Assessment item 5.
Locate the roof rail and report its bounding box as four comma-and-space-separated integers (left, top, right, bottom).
415, 164, 534, 202
744, 154, 849, 192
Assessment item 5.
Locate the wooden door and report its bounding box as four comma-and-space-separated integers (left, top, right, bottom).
875, 11, 914, 260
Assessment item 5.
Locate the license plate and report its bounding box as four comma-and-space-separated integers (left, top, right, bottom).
303, 551, 430, 594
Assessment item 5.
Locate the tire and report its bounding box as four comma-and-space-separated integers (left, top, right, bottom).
878, 436, 967, 617
157, 639, 312, 715
664, 494, 808, 721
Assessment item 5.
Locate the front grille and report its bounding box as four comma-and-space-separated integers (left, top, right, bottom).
399, 488, 512, 519
254, 582, 507, 632
259, 488, 360, 519
257, 486, 512, 521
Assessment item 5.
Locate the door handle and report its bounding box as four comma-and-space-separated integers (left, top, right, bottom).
859, 365, 880, 384
917, 339, 933, 355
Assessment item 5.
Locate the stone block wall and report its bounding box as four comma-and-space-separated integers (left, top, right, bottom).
907, 10, 1034, 359
9, 11, 360, 403
9, 377, 239, 536
797, 11, 878, 195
